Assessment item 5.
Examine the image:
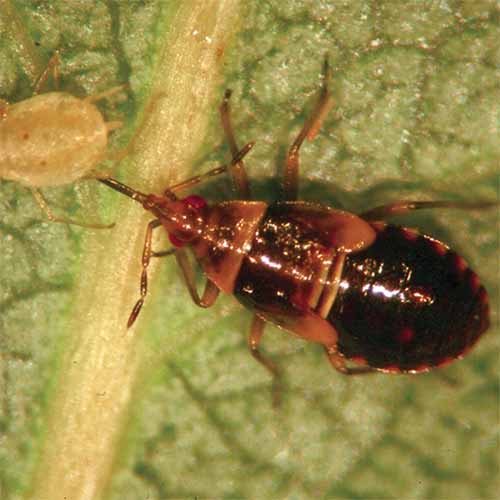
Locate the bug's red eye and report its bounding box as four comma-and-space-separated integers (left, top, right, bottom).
168, 232, 186, 247
182, 195, 206, 210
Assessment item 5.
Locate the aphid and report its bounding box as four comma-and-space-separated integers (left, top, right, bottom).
100, 59, 492, 402
0, 52, 122, 228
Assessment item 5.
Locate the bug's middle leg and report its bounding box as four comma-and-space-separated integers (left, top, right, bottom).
175, 248, 220, 308
283, 57, 335, 201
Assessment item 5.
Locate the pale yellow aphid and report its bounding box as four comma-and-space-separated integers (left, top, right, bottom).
0, 53, 123, 228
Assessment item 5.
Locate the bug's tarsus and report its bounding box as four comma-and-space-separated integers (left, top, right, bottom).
127, 219, 162, 328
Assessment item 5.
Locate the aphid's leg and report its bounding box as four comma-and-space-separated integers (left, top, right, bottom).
0, 98, 9, 119
105, 121, 123, 133
84, 85, 127, 104
164, 142, 255, 197
324, 344, 375, 376
33, 51, 60, 94
220, 89, 251, 198
361, 200, 497, 221
248, 315, 282, 407
283, 57, 334, 200
128, 219, 162, 327
30, 188, 114, 229
175, 249, 220, 307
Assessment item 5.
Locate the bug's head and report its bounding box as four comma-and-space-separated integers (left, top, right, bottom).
145, 193, 208, 248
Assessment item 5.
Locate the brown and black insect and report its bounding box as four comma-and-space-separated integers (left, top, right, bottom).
100, 60, 492, 402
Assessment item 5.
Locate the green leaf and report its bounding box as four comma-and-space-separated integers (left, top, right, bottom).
0, 1, 498, 499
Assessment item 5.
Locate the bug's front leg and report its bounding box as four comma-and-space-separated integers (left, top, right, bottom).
248, 315, 282, 407
128, 219, 162, 327
361, 200, 497, 221
283, 57, 334, 201
174, 248, 220, 308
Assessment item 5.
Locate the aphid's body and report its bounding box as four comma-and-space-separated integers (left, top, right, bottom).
0, 53, 121, 227
0, 92, 108, 186
101, 60, 492, 401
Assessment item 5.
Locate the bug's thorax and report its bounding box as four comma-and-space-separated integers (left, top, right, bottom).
145, 194, 268, 294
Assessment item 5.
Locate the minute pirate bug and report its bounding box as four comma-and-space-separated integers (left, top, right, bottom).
100, 58, 492, 403
0, 51, 123, 228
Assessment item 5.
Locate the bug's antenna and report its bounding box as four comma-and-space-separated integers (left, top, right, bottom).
99, 177, 149, 204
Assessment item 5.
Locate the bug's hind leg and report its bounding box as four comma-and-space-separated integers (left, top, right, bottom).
283, 57, 335, 201
220, 90, 251, 198
248, 315, 282, 407
361, 200, 497, 221
30, 188, 114, 229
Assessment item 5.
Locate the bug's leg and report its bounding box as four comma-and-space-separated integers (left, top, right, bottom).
278, 309, 377, 376
324, 344, 375, 375
283, 57, 335, 200
33, 51, 61, 94
30, 188, 114, 229
219, 89, 251, 198
128, 219, 162, 327
175, 248, 220, 307
151, 248, 176, 258
361, 200, 497, 221
248, 315, 282, 407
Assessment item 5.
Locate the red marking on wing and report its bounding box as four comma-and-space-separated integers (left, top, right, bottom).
468, 271, 481, 294
396, 327, 414, 344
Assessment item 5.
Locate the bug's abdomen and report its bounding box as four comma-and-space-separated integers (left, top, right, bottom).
330, 224, 490, 372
